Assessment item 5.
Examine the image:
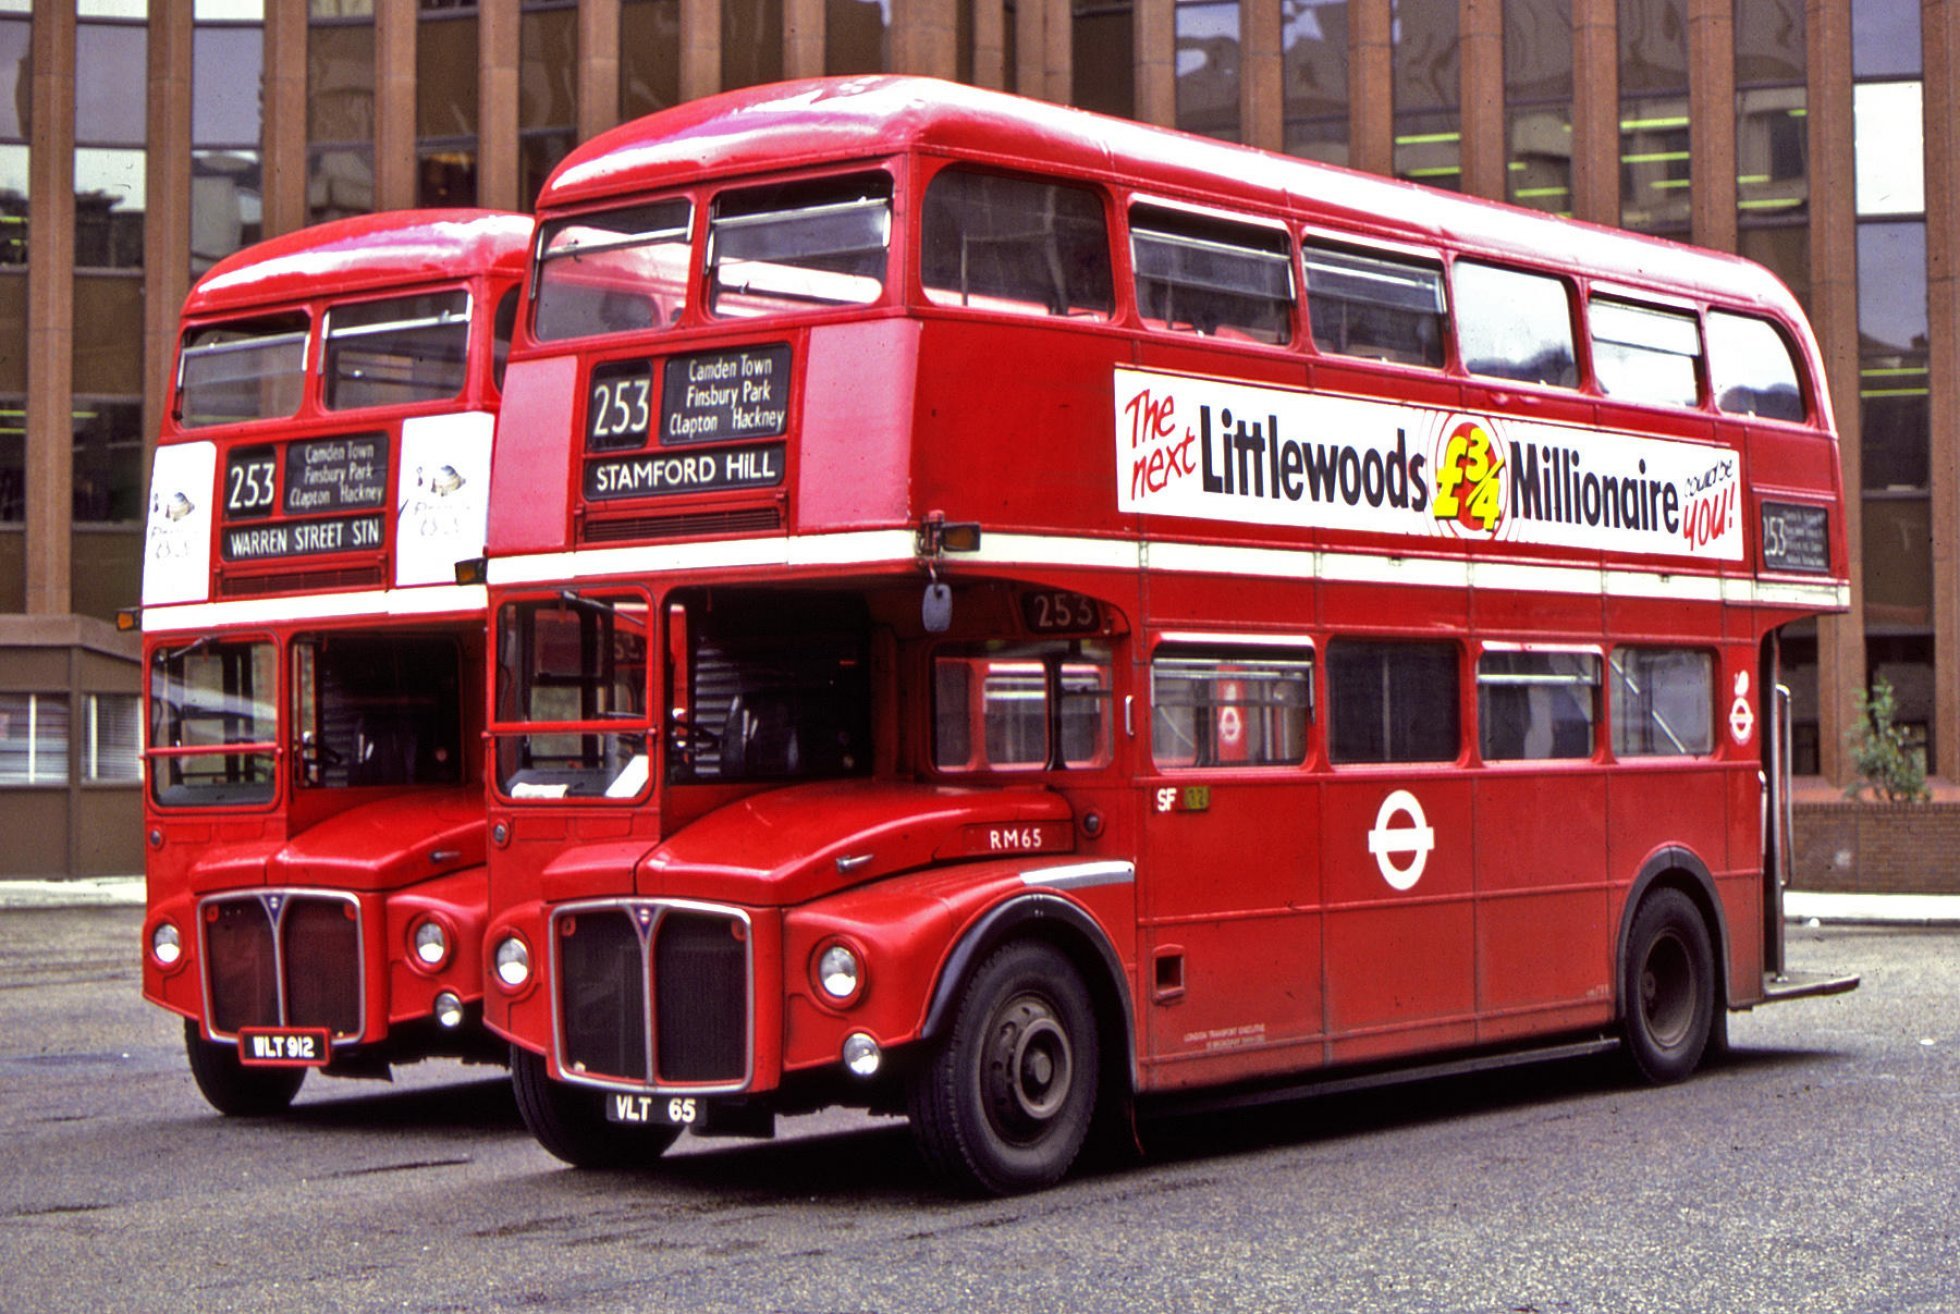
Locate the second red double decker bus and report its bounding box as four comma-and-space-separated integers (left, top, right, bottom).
479, 78, 1854, 1193
139, 211, 529, 1114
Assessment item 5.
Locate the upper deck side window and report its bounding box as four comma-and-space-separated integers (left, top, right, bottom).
1453, 260, 1579, 388
1303, 243, 1446, 368
1706, 309, 1808, 422
1130, 205, 1294, 345
323, 289, 471, 411
533, 199, 694, 343
1588, 297, 1703, 409
177, 312, 310, 429
708, 171, 893, 320
920, 167, 1114, 319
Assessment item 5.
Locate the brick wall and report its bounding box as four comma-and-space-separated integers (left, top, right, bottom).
1792, 803, 1960, 894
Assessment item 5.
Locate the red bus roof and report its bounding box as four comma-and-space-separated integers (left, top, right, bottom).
185, 209, 533, 318
542, 76, 1803, 322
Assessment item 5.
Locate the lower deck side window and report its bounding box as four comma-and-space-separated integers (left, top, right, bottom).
1478, 649, 1600, 761
1328, 640, 1460, 764
1610, 647, 1713, 756
1150, 646, 1312, 768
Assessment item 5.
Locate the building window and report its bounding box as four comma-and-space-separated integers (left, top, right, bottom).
722, 0, 784, 91
0, 12, 28, 266
75, 15, 149, 270
1072, 0, 1133, 119
309, 0, 375, 223
84, 692, 142, 783
72, 400, 145, 524
1283, 0, 1347, 166
828, 0, 889, 75
1505, 0, 1571, 214
418, 1, 479, 207
194, 9, 266, 274
0, 693, 70, 787
1176, 0, 1241, 143
619, 0, 680, 123
1619, 0, 1690, 235
1735, 0, 1808, 305
520, 2, 578, 208
1392, 0, 1458, 189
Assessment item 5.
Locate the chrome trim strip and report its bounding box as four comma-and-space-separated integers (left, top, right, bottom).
1019, 860, 1137, 891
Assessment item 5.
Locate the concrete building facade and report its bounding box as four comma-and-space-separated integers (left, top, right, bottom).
0, 0, 1945, 872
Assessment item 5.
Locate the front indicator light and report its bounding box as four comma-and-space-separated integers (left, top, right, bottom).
151, 922, 182, 967
493, 936, 531, 988
412, 919, 449, 968
816, 942, 862, 1003
433, 991, 465, 1029
843, 1032, 882, 1078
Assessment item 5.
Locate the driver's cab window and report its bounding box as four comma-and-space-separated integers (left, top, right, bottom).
294, 634, 463, 787
493, 592, 652, 799
933, 641, 1113, 773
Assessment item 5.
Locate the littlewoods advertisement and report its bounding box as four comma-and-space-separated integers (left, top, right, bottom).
1114, 365, 1743, 562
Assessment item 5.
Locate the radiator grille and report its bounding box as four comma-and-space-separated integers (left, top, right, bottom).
553, 902, 752, 1090
201, 892, 364, 1040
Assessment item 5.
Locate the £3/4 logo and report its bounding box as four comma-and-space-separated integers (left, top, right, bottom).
1433, 419, 1506, 537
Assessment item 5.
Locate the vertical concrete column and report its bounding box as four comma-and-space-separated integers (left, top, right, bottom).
1135, 0, 1176, 126
1242, 0, 1282, 151
25, 6, 75, 617
1351, 0, 1393, 176
375, 0, 418, 212
1688, 0, 1737, 251
785, 0, 824, 78
1808, 0, 1861, 782
1460, 0, 1506, 200
579, 0, 623, 140
261, 0, 309, 239
1570, 0, 1619, 226
479, 0, 520, 211
1044, 0, 1071, 103
681, 0, 721, 101
144, 3, 191, 481
973, 0, 1007, 89
1924, 0, 1960, 780
894, 0, 959, 77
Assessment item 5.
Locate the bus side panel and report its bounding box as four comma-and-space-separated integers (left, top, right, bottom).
1471, 770, 1614, 1041
1723, 760, 1767, 1004
1319, 774, 1477, 1063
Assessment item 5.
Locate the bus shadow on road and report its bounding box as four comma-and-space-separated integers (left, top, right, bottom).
284, 1072, 524, 1134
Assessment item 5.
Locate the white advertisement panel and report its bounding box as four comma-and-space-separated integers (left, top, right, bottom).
142, 441, 218, 606
1114, 366, 1743, 562
395, 411, 494, 586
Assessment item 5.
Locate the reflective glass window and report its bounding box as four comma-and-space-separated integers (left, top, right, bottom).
1328, 640, 1459, 764
1454, 261, 1577, 387
1609, 647, 1712, 756
921, 168, 1113, 318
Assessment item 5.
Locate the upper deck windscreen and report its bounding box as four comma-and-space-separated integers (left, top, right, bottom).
178, 313, 309, 428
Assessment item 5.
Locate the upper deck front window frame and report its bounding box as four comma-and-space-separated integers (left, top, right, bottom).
705, 168, 897, 322
321, 286, 476, 414
175, 311, 314, 430
531, 198, 697, 345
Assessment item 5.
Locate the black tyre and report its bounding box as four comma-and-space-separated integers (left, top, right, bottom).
1621, 887, 1717, 1084
509, 1045, 679, 1169
907, 940, 1100, 1196
183, 1019, 305, 1117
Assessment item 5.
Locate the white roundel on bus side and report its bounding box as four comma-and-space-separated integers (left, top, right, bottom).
1368, 789, 1435, 891
1729, 670, 1755, 746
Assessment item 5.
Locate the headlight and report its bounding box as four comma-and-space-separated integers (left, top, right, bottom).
843, 1032, 882, 1078
151, 922, 182, 967
493, 935, 531, 988
433, 991, 466, 1029
816, 942, 862, 1003
412, 918, 449, 968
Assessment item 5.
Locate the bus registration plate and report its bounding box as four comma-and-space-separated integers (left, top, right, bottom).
605, 1093, 699, 1126
236, 1027, 331, 1067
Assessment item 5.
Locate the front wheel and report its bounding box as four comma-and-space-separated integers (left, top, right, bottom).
183, 1019, 305, 1116
509, 1045, 679, 1169
907, 940, 1100, 1196
1621, 887, 1717, 1084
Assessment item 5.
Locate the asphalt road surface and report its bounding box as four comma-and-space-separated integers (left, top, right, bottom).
1, 905, 1952, 1314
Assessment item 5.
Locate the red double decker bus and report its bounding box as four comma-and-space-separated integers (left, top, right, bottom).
139, 211, 530, 1114
480, 78, 1854, 1194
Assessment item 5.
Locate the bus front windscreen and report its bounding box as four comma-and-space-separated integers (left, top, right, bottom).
149, 639, 278, 807
177, 314, 309, 428
494, 593, 654, 800
532, 201, 693, 343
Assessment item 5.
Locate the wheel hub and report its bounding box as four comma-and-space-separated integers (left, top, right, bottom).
983, 994, 1075, 1140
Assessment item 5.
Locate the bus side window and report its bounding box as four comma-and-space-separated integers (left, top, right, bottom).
920, 168, 1114, 318
1130, 205, 1294, 345
1706, 310, 1807, 422
1150, 647, 1312, 769
1302, 244, 1446, 367
1327, 640, 1459, 764
1477, 649, 1600, 761
1609, 647, 1714, 756
709, 172, 892, 319
1454, 261, 1579, 388
1590, 298, 1702, 409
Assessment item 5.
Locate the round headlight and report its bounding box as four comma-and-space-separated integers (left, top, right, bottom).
151, 922, 182, 967
843, 1032, 882, 1078
412, 919, 449, 967
433, 990, 466, 1029
493, 935, 531, 988
817, 943, 861, 1001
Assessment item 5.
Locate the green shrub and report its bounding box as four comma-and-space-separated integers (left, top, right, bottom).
1844, 675, 1929, 803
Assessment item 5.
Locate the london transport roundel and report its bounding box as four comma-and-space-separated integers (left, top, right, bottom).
1367, 789, 1435, 891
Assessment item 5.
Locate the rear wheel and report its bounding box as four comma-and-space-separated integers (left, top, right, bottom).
1621, 887, 1717, 1084
183, 1019, 305, 1116
907, 941, 1099, 1196
509, 1045, 679, 1169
